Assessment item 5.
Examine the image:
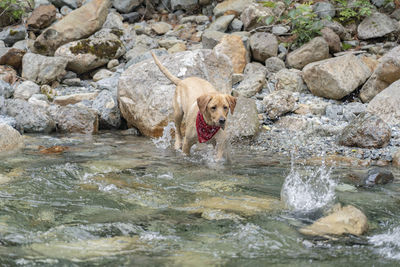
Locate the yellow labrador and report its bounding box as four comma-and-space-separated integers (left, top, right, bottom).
151, 52, 236, 160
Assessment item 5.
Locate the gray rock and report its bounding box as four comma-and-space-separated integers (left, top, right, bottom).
326, 104, 343, 121
102, 12, 124, 30
233, 62, 267, 97
338, 112, 391, 148
118, 49, 233, 137
367, 79, 400, 126
93, 69, 114, 82
0, 25, 26, 47
263, 90, 296, 120
171, 0, 198, 11
201, 30, 226, 49
302, 54, 371, 100
152, 22, 173, 35
208, 15, 235, 32
4, 99, 55, 133
240, 3, 273, 31
14, 81, 41, 100
96, 74, 120, 92
229, 18, 243, 32
22, 53, 68, 85
0, 123, 24, 152
286, 37, 330, 70
249, 32, 278, 63
92, 90, 121, 129
391, 9, 400, 21
113, 0, 144, 13
272, 25, 290, 35
125, 49, 168, 69
358, 12, 398, 40
227, 96, 260, 140
213, 0, 253, 17
364, 168, 394, 186
275, 69, 307, 93
60, 5, 73, 15
121, 12, 140, 23
0, 115, 17, 129
265, 57, 285, 74
49, 104, 99, 134
49, 0, 81, 8
0, 80, 13, 98
342, 102, 366, 122
313, 2, 335, 19
135, 34, 159, 49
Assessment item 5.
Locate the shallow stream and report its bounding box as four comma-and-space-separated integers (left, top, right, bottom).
0, 132, 400, 266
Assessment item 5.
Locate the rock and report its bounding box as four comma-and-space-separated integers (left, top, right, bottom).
229, 18, 243, 32
213, 34, 246, 74
249, 32, 278, 63
29, 94, 50, 108
93, 69, 114, 82
272, 25, 289, 35
320, 27, 341, 53
322, 19, 352, 41
92, 89, 121, 129
53, 92, 99, 106
358, 12, 398, 40
21, 53, 68, 85
240, 3, 273, 31
0, 123, 24, 152
343, 102, 367, 122
265, 57, 286, 74
263, 90, 296, 120
113, 0, 144, 13
54, 33, 125, 74
0, 47, 26, 70
180, 15, 209, 24
360, 46, 400, 103
168, 43, 187, 54
0, 66, 17, 85
338, 112, 391, 148
49, 0, 82, 8
102, 12, 124, 30
299, 205, 368, 236
171, 0, 198, 11
275, 68, 307, 93
0, 80, 14, 99
14, 81, 41, 100
213, 0, 254, 17
60, 5, 73, 15
26, 4, 57, 29
33, 0, 111, 55
107, 59, 119, 69
393, 149, 400, 167
227, 96, 260, 140
302, 54, 371, 100
233, 62, 267, 97
367, 79, 400, 125
0, 25, 26, 47
313, 1, 335, 19
363, 168, 394, 186
187, 195, 280, 216
208, 15, 235, 32
152, 22, 172, 35
158, 38, 185, 50
49, 104, 99, 134
118, 49, 233, 137
4, 99, 55, 133
286, 37, 330, 70
201, 30, 226, 49
125, 49, 168, 69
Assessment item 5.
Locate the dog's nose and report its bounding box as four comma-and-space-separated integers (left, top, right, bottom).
219, 118, 226, 125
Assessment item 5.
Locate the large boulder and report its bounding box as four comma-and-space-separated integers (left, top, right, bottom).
249, 32, 278, 63
299, 205, 368, 236
227, 96, 260, 140
4, 99, 55, 133
0, 123, 24, 152
367, 79, 400, 125
33, 0, 111, 55
54, 32, 125, 74
358, 12, 398, 40
49, 104, 99, 134
213, 35, 247, 74
302, 54, 371, 100
118, 49, 233, 137
263, 90, 296, 120
360, 46, 400, 103
338, 112, 391, 148
21, 53, 68, 84
213, 0, 254, 17
286, 37, 330, 70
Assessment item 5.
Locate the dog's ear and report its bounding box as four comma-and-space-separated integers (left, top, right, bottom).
197, 95, 212, 115
226, 95, 237, 114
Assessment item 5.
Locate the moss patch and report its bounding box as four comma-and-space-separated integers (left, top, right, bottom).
69, 39, 122, 59
110, 29, 123, 38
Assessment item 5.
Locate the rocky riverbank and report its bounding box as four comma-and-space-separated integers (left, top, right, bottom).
0, 0, 399, 167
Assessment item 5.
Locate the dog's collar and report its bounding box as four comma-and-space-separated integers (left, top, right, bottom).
196, 111, 220, 143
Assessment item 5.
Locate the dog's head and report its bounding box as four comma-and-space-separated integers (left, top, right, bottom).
197, 93, 237, 129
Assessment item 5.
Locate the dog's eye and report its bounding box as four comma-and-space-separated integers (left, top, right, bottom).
211, 106, 217, 111
223, 106, 228, 110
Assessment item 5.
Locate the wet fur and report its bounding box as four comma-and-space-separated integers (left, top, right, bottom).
151, 52, 236, 160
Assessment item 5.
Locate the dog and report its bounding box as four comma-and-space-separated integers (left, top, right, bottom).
151, 52, 237, 160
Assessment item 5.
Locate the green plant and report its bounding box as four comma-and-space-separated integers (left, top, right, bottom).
0, 0, 27, 26
334, 0, 374, 23
261, 0, 323, 47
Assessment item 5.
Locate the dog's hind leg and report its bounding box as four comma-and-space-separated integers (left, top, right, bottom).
173, 98, 184, 150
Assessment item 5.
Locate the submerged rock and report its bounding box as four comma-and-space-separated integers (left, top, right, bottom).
299, 204, 368, 236
347, 168, 394, 186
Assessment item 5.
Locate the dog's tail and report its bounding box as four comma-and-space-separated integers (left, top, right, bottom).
151, 51, 181, 85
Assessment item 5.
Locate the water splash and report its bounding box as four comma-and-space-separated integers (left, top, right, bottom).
369, 226, 400, 260
152, 122, 175, 149
280, 151, 336, 212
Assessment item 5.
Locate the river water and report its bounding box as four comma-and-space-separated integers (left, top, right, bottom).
0, 132, 399, 266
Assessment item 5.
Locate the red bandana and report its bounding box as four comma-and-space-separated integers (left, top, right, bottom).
196, 111, 220, 143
